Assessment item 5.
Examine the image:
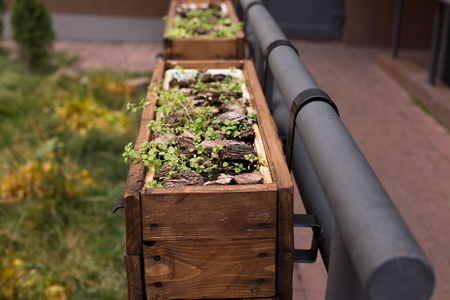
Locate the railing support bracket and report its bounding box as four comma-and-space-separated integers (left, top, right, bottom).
294, 214, 321, 263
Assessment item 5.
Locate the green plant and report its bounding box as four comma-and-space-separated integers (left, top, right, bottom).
0, 0, 5, 38
221, 119, 250, 138
124, 68, 266, 186
0, 53, 148, 298
0, 138, 95, 203
164, 6, 243, 39
11, 0, 55, 69
55, 96, 130, 136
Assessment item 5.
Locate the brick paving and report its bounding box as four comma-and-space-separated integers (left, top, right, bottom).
9, 39, 447, 299
290, 40, 450, 300
54, 41, 163, 72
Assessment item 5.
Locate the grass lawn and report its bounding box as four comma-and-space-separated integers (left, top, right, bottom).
0, 49, 149, 299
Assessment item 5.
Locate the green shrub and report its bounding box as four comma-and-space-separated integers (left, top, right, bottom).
11, 0, 55, 69
0, 0, 5, 38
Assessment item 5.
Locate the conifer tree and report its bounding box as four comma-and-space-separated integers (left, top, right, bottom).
11, 0, 55, 69
0, 0, 5, 38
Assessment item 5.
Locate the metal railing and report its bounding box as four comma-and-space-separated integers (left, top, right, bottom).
236, 0, 435, 299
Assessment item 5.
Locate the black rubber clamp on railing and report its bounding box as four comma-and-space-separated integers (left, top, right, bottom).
294, 214, 322, 263
262, 39, 299, 93
112, 196, 124, 213
285, 88, 339, 170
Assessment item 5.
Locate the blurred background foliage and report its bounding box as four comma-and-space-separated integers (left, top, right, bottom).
0, 48, 150, 299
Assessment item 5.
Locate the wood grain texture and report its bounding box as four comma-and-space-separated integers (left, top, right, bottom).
170, 38, 239, 60
165, 60, 244, 71
163, 0, 244, 60
143, 239, 276, 299
124, 60, 293, 299
243, 60, 294, 299
124, 61, 165, 255
124, 252, 144, 300
226, 0, 245, 60
141, 184, 277, 240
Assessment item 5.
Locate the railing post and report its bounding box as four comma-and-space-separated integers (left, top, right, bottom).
429, 0, 445, 84
325, 230, 365, 300
392, 0, 405, 58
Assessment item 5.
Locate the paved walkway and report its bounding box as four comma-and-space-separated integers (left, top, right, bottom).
289, 40, 450, 300
7, 39, 447, 299
54, 41, 163, 72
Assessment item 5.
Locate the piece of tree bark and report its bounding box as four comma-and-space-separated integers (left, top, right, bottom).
203, 174, 235, 186
235, 172, 263, 185
221, 102, 246, 115
223, 141, 256, 161
153, 163, 177, 180
164, 171, 205, 187
199, 139, 230, 153
177, 130, 196, 148
218, 111, 252, 125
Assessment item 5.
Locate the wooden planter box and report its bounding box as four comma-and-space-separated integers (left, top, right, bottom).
163, 0, 245, 60
123, 60, 293, 300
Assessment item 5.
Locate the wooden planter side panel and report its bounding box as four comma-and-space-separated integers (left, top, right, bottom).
226, 0, 245, 59
124, 61, 165, 255
141, 184, 278, 241
124, 251, 145, 300
165, 60, 244, 71
163, 0, 244, 60
243, 61, 294, 300
143, 239, 276, 299
162, 0, 177, 59
169, 38, 242, 60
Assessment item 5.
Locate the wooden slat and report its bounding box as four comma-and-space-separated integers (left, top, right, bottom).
236, 32, 246, 59
124, 251, 144, 300
143, 239, 276, 299
253, 124, 272, 183
171, 38, 238, 60
226, 0, 245, 59
243, 60, 294, 299
163, 0, 244, 59
124, 61, 165, 255
165, 60, 244, 71
141, 184, 278, 240
163, 0, 177, 36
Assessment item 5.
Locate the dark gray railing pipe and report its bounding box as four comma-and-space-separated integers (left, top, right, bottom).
242, 0, 335, 265
325, 229, 365, 300
267, 78, 335, 269
239, 0, 435, 299
241, 0, 319, 94
297, 102, 434, 300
